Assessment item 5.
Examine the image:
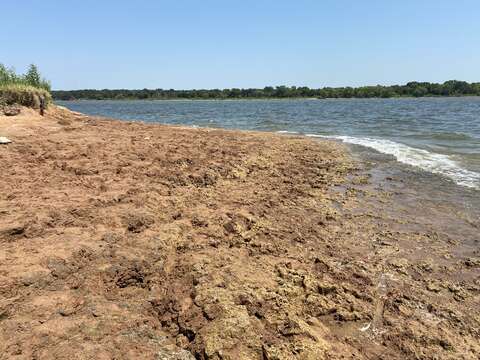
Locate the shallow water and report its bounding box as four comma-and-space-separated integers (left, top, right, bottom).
57, 97, 480, 189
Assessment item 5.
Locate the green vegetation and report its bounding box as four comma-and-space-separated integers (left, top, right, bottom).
0, 64, 51, 107
52, 81, 480, 101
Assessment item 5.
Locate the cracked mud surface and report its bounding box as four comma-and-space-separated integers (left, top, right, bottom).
0, 107, 479, 359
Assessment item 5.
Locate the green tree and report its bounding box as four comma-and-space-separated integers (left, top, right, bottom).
24, 64, 41, 87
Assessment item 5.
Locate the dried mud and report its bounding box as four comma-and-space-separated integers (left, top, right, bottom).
0, 107, 479, 359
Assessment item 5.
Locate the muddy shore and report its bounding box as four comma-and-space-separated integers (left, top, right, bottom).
0, 106, 479, 359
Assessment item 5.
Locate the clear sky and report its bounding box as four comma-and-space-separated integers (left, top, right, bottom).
2, 0, 479, 90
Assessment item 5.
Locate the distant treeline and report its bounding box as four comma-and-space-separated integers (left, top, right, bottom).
53, 80, 480, 100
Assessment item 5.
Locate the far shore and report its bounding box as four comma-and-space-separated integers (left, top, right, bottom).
52, 80, 480, 101
53, 95, 480, 102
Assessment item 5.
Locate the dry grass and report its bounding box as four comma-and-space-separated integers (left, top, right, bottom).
0, 84, 52, 108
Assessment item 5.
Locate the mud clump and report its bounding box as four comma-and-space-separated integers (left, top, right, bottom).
0, 223, 26, 240
124, 211, 155, 233
2, 104, 21, 116
111, 260, 150, 288
57, 118, 72, 126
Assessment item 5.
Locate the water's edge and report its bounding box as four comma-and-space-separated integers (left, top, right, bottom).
57, 98, 480, 191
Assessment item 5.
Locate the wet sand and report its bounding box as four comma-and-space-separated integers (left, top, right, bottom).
0, 107, 479, 359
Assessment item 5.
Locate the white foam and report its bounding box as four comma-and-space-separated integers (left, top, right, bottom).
306, 134, 480, 189
277, 130, 299, 134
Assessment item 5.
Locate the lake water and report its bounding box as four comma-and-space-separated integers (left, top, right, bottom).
57, 98, 480, 190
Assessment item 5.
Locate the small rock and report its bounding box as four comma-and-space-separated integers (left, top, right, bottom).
447, 283, 468, 301
223, 220, 238, 234
124, 212, 154, 233
0, 224, 25, 237
317, 281, 337, 295
302, 275, 318, 293
156, 349, 195, 360
176, 334, 189, 348
57, 118, 72, 126
46, 257, 71, 279
20, 271, 47, 286
465, 258, 480, 267
280, 319, 308, 336
191, 216, 208, 227
101, 232, 123, 243
389, 258, 409, 274
2, 105, 21, 116
334, 309, 362, 322
418, 261, 435, 272
58, 308, 70, 317
202, 303, 222, 320
0, 136, 12, 144
426, 280, 442, 293
439, 339, 454, 351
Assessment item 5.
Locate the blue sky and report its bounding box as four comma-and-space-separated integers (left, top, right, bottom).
2, 0, 479, 90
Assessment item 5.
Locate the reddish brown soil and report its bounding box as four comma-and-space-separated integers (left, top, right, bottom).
0, 107, 479, 359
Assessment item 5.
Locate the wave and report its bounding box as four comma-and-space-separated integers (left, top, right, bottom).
305, 134, 480, 189
412, 132, 477, 141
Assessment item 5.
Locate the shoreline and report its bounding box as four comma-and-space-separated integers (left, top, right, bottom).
1, 106, 479, 359
56, 100, 480, 191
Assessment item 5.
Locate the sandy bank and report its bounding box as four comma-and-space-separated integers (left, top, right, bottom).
0, 107, 479, 359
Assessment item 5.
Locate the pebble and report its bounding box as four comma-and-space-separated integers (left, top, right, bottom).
0, 136, 12, 144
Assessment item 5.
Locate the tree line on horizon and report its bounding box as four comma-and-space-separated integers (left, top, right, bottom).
52, 80, 480, 100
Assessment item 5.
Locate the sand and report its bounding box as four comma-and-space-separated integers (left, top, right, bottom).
0, 106, 479, 359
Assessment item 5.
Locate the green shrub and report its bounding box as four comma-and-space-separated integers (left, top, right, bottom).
0, 84, 52, 108
0, 63, 51, 108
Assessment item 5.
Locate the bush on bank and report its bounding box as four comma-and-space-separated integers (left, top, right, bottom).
0, 63, 51, 108
0, 84, 52, 108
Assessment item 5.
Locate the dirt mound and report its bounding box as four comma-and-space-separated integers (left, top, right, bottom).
1, 104, 21, 116
0, 109, 479, 359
